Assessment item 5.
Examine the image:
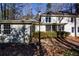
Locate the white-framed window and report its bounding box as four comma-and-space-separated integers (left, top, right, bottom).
61, 25, 64, 31
72, 27, 74, 33
71, 18, 74, 22
46, 25, 51, 31
46, 16, 51, 23
0, 25, 1, 34
78, 27, 79, 32
52, 25, 56, 31
0, 24, 11, 34
4, 24, 11, 34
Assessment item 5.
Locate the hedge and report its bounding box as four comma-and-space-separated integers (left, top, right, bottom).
32, 31, 57, 39
32, 31, 70, 39
56, 31, 70, 37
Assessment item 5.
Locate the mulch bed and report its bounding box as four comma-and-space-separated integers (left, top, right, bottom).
0, 43, 40, 56
0, 37, 78, 56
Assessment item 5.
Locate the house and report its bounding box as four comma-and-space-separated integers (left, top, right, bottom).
0, 19, 37, 43
0, 12, 79, 43
35, 12, 79, 37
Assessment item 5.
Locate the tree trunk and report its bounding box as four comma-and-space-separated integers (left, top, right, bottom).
1, 4, 3, 20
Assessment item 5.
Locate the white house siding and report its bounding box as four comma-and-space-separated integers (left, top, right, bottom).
35, 25, 46, 32
51, 17, 58, 23
41, 17, 46, 23
0, 24, 31, 43
7, 17, 79, 37
11, 24, 31, 35
64, 22, 74, 36
64, 18, 79, 36
38, 16, 79, 37
11, 24, 31, 43
61, 17, 70, 23
11, 25, 23, 31
60, 17, 74, 36
76, 18, 79, 36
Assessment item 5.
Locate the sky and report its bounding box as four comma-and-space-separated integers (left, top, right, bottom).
26, 3, 75, 15
23, 3, 47, 15
0, 3, 76, 16
32, 3, 46, 15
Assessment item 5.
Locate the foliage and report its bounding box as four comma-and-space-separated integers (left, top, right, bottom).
32, 31, 70, 39
32, 31, 57, 39
57, 31, 70, 37
0, 3, 32, 20
64, 50, 79, 56
75, 3, 79, 14
0, 36, 6, 43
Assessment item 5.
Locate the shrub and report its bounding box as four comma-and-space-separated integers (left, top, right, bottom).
64, 50, 79, 56
64, 32, 70, 37
32, 31, 57, 39
0, 36, 5, 43
46, 31, 57, 38
56, 31, 70, 37
32, 31, 70, 39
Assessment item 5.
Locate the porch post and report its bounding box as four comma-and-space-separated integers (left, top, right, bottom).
74, 17, 77, 37
51, 25, 52, 32
38, 11, 42, 55
57, 25, 58, 31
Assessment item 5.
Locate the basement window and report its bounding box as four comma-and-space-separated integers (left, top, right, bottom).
4, 24, 11, 34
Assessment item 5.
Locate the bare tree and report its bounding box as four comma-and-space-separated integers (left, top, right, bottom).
73, 3, 79, 37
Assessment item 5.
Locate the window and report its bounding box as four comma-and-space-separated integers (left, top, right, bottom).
71, 18, 74, 22
72, 27, 74, 33
46, 25, 51, 31
49, 16, 51, 22
4, 24, 11, 34
58, 25, 61, 31
52, 25, 56, 31
46, 16, 51, 23
46, 17, 49, 22
0, 25, 1, 34
78, 27, 79, 32
61, 25, 64, 31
